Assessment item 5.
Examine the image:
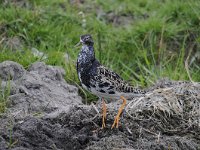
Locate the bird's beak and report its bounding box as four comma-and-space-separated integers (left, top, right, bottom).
74, 42, 81, 47
74, 39, 83, 47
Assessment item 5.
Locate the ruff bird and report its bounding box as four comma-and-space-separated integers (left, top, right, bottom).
76, 34, 145, 128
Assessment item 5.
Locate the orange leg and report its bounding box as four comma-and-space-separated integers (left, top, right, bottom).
102, 98, 107, 128
111, 96, 127, 129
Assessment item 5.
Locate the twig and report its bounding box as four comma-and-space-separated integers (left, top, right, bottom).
185, 44, 195, 84
156, 132, 161, 143
91, 102, 100, 114
125, 124, 133, 135
142, 127, 158, 136
0, 37, 5, 44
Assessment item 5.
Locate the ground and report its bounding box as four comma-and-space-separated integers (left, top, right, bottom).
0, 61, 199, 150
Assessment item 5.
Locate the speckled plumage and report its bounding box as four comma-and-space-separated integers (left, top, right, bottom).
76, 34, 145, 100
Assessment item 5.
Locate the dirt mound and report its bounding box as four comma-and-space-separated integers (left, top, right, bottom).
0, 61, 199, 150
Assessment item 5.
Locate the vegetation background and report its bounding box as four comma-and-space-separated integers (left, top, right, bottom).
0, 0, 200, 102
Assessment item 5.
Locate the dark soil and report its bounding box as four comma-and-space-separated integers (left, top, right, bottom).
0, 61, 199, 150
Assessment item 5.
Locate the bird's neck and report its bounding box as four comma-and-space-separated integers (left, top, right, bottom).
78, 44, 95, 68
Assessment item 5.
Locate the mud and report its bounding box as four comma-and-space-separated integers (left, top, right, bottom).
0, 61, 199, 150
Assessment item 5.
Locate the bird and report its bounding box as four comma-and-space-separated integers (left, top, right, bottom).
76, 34, 145, 128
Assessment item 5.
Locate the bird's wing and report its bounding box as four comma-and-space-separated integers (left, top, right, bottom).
94, 65, 145, 95
88, 65, 123, 94
96, 65, 123, 83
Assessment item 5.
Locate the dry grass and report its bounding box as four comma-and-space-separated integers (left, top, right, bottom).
126, 80, 200, 134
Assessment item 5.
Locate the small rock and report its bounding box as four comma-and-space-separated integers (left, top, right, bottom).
31, 47, 48, 60
0, 61, 25, 81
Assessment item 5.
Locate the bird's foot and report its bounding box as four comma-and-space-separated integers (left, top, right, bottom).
111, 96, 127, 129
102, 98, 107, 128
111, 114, 120, 128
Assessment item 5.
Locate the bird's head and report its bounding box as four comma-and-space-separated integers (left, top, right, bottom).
75, 34, 94, 46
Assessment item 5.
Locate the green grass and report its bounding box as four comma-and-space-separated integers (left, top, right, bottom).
0, 0, 199, 104
0, 79, 11, 113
